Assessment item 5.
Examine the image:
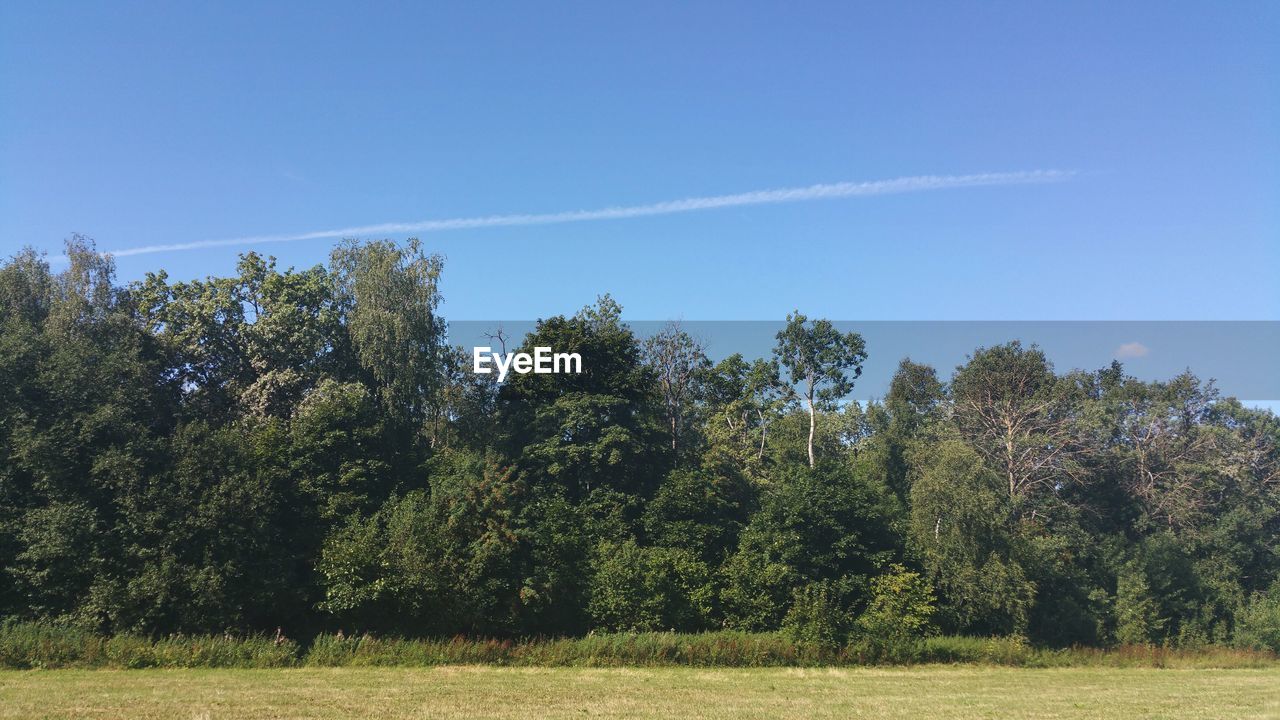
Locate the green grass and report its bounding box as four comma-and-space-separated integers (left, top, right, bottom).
1, 666, 1277, 719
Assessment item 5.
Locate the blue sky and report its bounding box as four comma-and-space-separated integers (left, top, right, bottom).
2, 1, 1277, 322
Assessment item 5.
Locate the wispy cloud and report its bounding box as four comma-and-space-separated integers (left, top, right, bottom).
1115, 342, 1150, 359
95, 170, 1073, 260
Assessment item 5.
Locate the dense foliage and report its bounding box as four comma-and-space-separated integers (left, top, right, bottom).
2, 238, 1278, 651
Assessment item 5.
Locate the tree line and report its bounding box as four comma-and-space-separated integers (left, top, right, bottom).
1, 237, 1277, 649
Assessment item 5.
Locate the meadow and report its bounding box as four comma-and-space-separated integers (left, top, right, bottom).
2, 665, 1277, 719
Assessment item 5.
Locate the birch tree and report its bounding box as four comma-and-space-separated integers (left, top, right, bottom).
773, 313, 866, 468
642, 322, 710, 452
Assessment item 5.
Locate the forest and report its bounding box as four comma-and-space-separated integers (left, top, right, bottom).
1, 237, 1278, 652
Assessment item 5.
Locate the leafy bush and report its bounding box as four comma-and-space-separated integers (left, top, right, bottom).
782, 581, 852, 649
588, 541, 714, 632
1233, 587, 1280, 653
855, 564, 937, 645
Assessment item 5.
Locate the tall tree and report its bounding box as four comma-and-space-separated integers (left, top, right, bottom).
773, 313, 866, 467
701, 354, 784, 477
496, 296, 666, 499
909, 440, 1035, 635
642, 322, 710, 453
951, 342, 1086, 513
330, 238, 446, 437
864, 359, 945, 498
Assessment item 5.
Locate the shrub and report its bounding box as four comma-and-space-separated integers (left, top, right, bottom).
588, 541, 715, 632
1114, 560, 1165, 645
782, 581, 852, 650
1233, 588, 1280, 653
855, 564, 937, 645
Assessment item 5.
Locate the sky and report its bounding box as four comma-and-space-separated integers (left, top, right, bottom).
1, 1, 1277, 325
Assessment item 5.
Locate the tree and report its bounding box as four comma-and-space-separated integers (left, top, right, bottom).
496, 296, 666, 499
721, 463, 897, 630
951, 342, 1086, 513
1, 238, 175, 631
235, 254, 344, 419
642, 322, 710, 453
1233, 582, 1280, 652
3, 235, 1278, 646
1114, 558, 1164, 645
909, 440, 1035, 635
290, 379, 396, 522
1109, 372, 1228, 530
702, 354, 785, 478
330, 239, 446, 436
132, 267, 251, 420
315, 451, 526, 636
641, 467, 750, 563
782, 579, 853, 649
116, 418, 311, 634
860, 359, 946, 501
773, 313, 866, 467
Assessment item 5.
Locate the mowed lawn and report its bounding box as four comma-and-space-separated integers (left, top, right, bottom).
1, 666, 1277, 719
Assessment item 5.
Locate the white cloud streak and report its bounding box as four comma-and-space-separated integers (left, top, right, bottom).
1114, 341, 1150, 359
99, 170, 1073, 259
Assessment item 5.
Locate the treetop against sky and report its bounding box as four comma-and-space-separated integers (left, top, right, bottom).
1, 2, 1276, 321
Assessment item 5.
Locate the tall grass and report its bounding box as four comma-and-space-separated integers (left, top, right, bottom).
849, 635, 1278, 668
0, 622, 298, 669
1, 623, 1274, 670
304, 631, 835, 667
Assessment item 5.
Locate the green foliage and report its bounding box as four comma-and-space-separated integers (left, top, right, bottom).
1114, 559, 1165, 645
860, 360, 945, 501
721, 463, 897, 631
717, 547, 797, 632
290, 379, 394, 521
641, 468, 749, 562
700, 353, 784, 479
588, 541, 714, 632
772, 312, 866, 467
1233, 584, 1280, 652
782, 581, 852, 649
0, 622, 298, 669
855, 564, 938, 644
330, 238, 445, 429
9, 500, 100, 624
909, 440, 1035, 636
317, 457, 525, 635
497, 296, 668, 500
1, 239, 1278, 651
3, 623, 1270, 670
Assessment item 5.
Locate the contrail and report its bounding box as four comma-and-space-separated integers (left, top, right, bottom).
100, 170, 1072, 259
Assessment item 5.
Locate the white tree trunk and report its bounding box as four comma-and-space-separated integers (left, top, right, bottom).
807, 377, 816, 468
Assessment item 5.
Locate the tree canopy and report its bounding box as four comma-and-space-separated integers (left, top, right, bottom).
1, 238, 1277, 651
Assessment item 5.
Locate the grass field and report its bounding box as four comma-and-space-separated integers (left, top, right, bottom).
1, 666, 1277, 719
